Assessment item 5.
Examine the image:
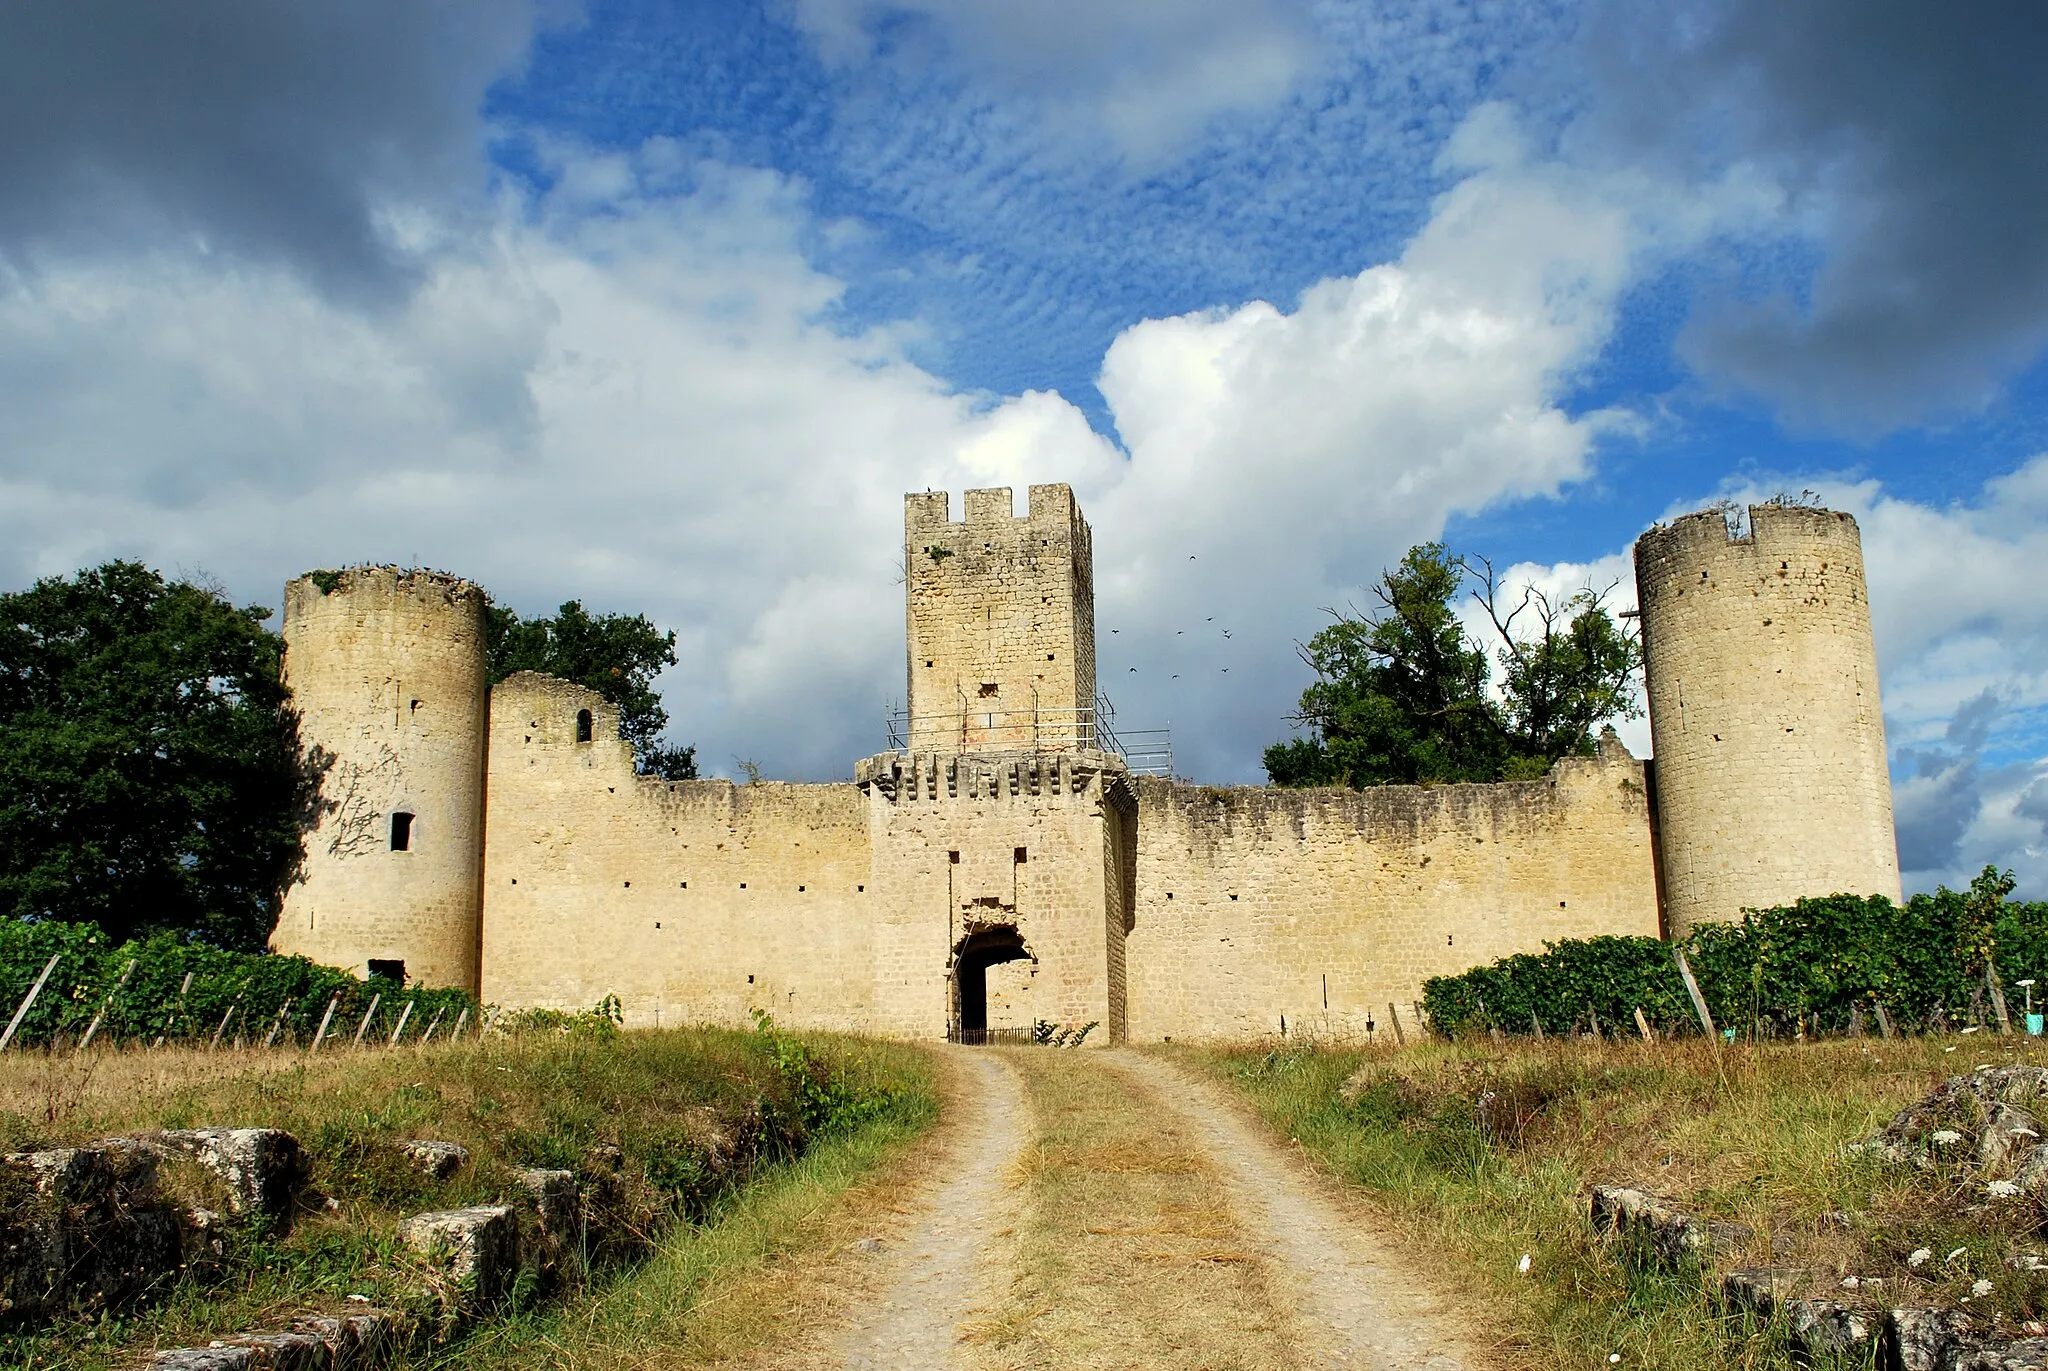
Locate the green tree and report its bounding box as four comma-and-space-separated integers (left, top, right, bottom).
1264, 544, 1641, 788
485, 599, 698, 780
0, 562, 304, 950
1264, 544, 1506, 787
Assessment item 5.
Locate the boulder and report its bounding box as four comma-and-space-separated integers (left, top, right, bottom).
1721, 1266, 1808, 1318
512, 1169, 582, 1284
0, 1144, 183, 1319
1980, 1104, 2045, 1173
1954, 1337, 2048, 1370
1858, 1069, 2048, 1174
398, 1141, 468, 1182
397, 1205, 518, 1321
155, 1129, 311, 1226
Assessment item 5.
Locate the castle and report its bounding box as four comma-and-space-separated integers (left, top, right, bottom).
269, 487, 1902, 1042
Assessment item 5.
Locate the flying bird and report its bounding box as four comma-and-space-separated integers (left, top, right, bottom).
1128, 666, 1138, 672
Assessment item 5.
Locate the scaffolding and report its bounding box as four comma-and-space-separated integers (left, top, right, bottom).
885, 691, 1172, 776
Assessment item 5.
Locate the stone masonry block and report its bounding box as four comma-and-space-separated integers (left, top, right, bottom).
398, 1205, 518, 1316
156, 1129, 311, 1224
147, 1349, 258, 1371
399, 1141, 469, 1182
512, 1169, 581, 1281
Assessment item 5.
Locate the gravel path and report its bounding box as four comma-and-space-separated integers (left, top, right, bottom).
1102, 1050, 1471, 1371
831, 1050, 1029, 1370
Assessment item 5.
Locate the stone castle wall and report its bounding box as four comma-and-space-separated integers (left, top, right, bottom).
1635, 504, 1900, 935
479, 672, 876, 1031
1124, 736, 1663, 1040
274, 568, 489, 994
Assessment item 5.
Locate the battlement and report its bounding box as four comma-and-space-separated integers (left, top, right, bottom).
906, 484, 1081, 534
856, 749, 1127, 804
1635, 504, 1864, 583
283, 566, 484, 627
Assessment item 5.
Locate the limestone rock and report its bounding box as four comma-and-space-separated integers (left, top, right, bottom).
1980, 1104, 2044, 1172
512, 1169, 582, 1283
208, 1330, 333, 1369
397, 1205, 518, 1319
0, 1144, 182, 1319
1888, 1306, 1971, 1371
1858, 1069, 2048, 1174
1786, 1298, 1871, 1355
1721, 1266, 1807, 1317
1588, 1183, 1752, 1267
155, 1129, 311, 1224
146, 1349, 257, 1371
399, 1141, 468, 1182
1954, 1337, 2048, 1370
289, 1310, 403, 1366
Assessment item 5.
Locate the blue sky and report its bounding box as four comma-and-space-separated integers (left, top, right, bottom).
1, 0, 2046, 895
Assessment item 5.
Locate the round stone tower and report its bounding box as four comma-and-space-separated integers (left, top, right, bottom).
1634, 503, 1901, 937
272, 567, 489, 993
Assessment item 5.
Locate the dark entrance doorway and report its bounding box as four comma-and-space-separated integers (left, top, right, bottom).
950, 924, 1033, 1044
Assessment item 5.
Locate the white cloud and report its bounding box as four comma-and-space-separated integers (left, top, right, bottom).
788, 0, 1322, 164
0, 108, 1718, 789
1502, 461, 2048, 895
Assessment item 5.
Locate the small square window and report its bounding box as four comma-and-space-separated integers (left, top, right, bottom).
1014, 847, 1027, 863
368, 958, 406, 984
389, 812, 413, 851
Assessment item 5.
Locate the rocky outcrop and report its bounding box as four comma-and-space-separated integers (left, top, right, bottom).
398, 1141, 468, 1182
144, 1309, 403, 1370
397, 1205, 519, 1326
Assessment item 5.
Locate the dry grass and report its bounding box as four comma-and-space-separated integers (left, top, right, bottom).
0, 1027, 935, 1371
1190, 1031, 2048, 1370
978, 1046, 1301, 1371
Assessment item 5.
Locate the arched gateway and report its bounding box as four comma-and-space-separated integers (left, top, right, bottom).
949, 924, 1035, 1043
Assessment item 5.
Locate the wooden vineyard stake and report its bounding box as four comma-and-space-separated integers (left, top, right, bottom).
0, 954, 63, 1052
308, 993, 342, 1052
351, 992, 382, 1048
77, 960, 137, 1054
153, 972, 196, 1049
387, 998, 415, 1047
262, 998, 295, 1049
1531, 1012, 1545, 1043
450, 1007, 470, 1042
417, 1005, 447, 1045
1873, 1000, 1894, 1039
1634, 1007, 1656, 1042
1989, 965, 2014, 1036
1386, 1002, 1405, 1046
1674, 947, 1718, 1042
209, 1001, 241, 1052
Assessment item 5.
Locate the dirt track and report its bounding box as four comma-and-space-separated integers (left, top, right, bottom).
752, 1047, 1472, 1371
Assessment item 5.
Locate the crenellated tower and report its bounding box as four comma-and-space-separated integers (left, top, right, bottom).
904, 485, 1096, 753
1634, 503, 1901, 936
272, 567, 490, 993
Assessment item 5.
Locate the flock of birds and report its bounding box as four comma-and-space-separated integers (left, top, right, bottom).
1109, 558, 1239, 682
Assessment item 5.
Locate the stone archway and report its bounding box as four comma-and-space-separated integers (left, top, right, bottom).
950, 924, 1034, 1043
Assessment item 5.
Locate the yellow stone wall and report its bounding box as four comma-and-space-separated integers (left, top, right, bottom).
1124, 736, 1663, 1041
904, 485, 1097, 753
857, 750, 1129, 1041
273, 568, 489, 994
479, 672, 878, 1031
1635, 504, 1901, 935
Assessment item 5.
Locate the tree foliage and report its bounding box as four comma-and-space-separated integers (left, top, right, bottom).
0, 562, 304, 950
485, 598, 698, 780
1264, 543, 1642, 788
1421, 867, 2046, 1039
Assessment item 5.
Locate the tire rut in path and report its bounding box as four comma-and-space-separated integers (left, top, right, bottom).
1099, 1050, 1471, 1371
831, 1049, 1029, 1370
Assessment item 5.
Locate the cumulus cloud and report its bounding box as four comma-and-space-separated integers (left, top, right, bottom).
0, 100, 1679, 788
0, 0, 558, 297
1579, 0, 2048, 432
1504, 459, 2048, 894
787, 0, 1321, 162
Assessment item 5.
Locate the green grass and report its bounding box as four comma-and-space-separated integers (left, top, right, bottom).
0, 1026, 936, 1371
1185, 1034, 2048, 1370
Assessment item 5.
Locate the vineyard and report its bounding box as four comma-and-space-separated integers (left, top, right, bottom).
0, 918, 473, 1051
1422, 866, 2047, 1039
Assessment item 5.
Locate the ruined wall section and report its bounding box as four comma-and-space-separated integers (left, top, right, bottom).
274, 568, 488, 993
904, 486, 1096, 753
480, 673, 876, 1031
1635, 504, 1900, 935
856, 750, 1126, 1041
1125, 738, 1660, 1041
